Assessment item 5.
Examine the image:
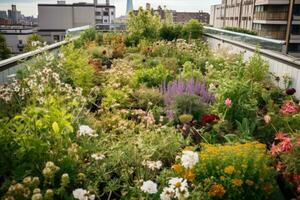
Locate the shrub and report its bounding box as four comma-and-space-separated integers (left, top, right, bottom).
224, 27, 257, 35
159, 24, 183, 41
131, 87, 163, 110
127, 7, 162, 45
245, 50, 269, 82
24, 34, 44, 52
74, 28, 103, 47
0, 34, 11, 60
133, 64, 174, 87
171, 142, 277, 200
182, 19, 203, 41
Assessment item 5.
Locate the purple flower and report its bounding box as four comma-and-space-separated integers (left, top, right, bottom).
161, 78, 214, 119
286, 88, 296, 96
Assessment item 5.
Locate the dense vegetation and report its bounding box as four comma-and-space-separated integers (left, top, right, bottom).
0, 9, 299, 200
224, 27, 257, 36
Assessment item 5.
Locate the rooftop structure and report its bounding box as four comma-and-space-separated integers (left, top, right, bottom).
126, 0, 134, 15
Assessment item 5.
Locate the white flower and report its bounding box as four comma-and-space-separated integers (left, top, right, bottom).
91, 153, 105, 161
73, 188, 94, 200
78, 125, 98, 137
73, 188, 87, 200
141, 180, 158, 194
181, 150, 199, 169
168, 178, 189, 199
160, 187, 174, 200
142, 160, 163, 170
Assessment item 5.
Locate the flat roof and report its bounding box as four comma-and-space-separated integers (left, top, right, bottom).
38, 3, 115, 8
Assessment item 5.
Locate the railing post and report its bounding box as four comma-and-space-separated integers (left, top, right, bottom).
285, 0, 295, 54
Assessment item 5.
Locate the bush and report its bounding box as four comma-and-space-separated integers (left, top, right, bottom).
224, 27, 257, 36
126, 7, 162, 45
24, 34, 44, 52
133, 64, 174, 87
159, 24, 183, 41
131, 87, 163, 110
0, 34, 10, 60
182, 19, 203, 40
171, 142, 277, 200
74, 28, 103, 47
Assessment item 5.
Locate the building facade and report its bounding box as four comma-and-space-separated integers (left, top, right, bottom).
0, 26, 36, 54
210, 0, 300, 56
38, 1, 115, 43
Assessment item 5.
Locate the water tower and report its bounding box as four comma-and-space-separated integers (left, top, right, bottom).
126, 0, 133, 15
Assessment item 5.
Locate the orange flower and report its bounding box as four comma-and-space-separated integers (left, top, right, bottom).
224, 166, 235, 174
232, 179, 243, 187
172, 164, 184, 174
184, 169, 196, 181
208, 184, 226, 197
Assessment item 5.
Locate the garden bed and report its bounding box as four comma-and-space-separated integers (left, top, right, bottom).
0, 9, 300, 200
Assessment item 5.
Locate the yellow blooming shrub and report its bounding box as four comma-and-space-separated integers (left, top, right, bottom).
173, 142, 277, 200
195, 142, 276, 199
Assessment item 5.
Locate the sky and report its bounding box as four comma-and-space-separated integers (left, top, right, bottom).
0, 0, 220, 17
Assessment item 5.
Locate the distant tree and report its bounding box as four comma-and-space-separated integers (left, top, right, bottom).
24, 34, 43, 52
126, 7, 162, 46
182, 19, 203, 41
0, 34, 11, 60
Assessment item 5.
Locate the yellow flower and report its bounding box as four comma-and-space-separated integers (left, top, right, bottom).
220, 176, 225, 181
172, 164, 184, 174
184, 169, 196, 181
232, 179, 243, 187
245, 180, 254, 186
224, 166, 235, 174
208, 184, 226, 197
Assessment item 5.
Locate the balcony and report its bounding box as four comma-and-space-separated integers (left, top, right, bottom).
254, 11, 288, 21
256, 29, 286, 40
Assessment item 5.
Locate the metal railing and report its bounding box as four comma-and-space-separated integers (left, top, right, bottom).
0, 25, 90, 84
203, 26, 286, 52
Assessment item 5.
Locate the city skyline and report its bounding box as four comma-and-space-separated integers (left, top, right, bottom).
0, 0, 220, 17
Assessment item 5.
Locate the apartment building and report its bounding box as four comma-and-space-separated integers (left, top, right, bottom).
38, 0, 115, 43
210, 0, 300, 56
210, 0, 255, 29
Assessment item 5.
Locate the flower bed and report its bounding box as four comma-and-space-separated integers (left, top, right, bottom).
0, 14, 299, 199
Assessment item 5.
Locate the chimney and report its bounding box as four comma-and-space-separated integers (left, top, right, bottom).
94, 0, 97, 5
57, 1, 66, 4
106, 0, 110, 5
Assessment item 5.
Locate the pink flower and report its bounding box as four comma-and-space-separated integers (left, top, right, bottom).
271, 143, 281, 156
279, 137, 293, 152
225, 98, 232, 108
297, 138, 300, 147
276, 162, 285, 172
297, 185, 300, 193
275, 132, 288, 141
280, 101, 298, 115
264, 114, 271, 124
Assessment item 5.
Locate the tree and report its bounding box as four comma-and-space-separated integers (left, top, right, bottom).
0, 34, 11, 60
182, 19, 203, 41
24, 34, 43, 52
126, 7, 162, 46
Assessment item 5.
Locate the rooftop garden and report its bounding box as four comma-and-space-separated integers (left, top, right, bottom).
0, 8, 300, 200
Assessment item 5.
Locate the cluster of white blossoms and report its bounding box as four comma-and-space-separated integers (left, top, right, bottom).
91, 153, 105, 161
140, 180, 158, 194
142, 160, 163, 171
73, 188, 95, 200
160, 178, 189, 200
77, 125, 98, 137
180, 150, 199, 169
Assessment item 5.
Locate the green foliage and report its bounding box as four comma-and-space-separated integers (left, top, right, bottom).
173, 94, 206, 121
133, 64, 174, 87
60, 43, 95, 93
74, 28, 103, 47
159, 23, 183, 41
131, 87, 163, 110
0, 34, 10, 60
182, 19, 203, 40
245, 50, 269, 82
126, 7, 162, 46
224, 27, 257, 36
24, 34, 43, 52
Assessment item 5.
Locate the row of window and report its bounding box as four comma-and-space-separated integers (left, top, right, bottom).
95, 11, 114, 16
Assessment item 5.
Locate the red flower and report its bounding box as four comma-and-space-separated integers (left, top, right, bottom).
201, 114, 220, 125
297, 138, 300, 147
271, 143, 281, 156
280, 101, 298, 115
279, 137, 293, 152
275, 132, 288, 141
297, 185, 300, 193
293, 174, 300, 183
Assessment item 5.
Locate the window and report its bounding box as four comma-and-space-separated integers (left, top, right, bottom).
96, 11, 101, 16
104, 19, 108, 23
53, 35, 60, 41
18, 40, 23, 44
111, 11, 114, 15
103, 11, 109, 16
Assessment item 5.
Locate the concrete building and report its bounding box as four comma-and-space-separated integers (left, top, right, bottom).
38, 0, 115, 43
210, 0, 255, 30
0, 26, 36, 54
210, 0, 300, 56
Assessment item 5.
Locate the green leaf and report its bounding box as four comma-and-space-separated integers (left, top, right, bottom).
52, 122, 60, 134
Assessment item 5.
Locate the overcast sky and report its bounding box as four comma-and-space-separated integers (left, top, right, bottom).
0, 0, 221, 17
